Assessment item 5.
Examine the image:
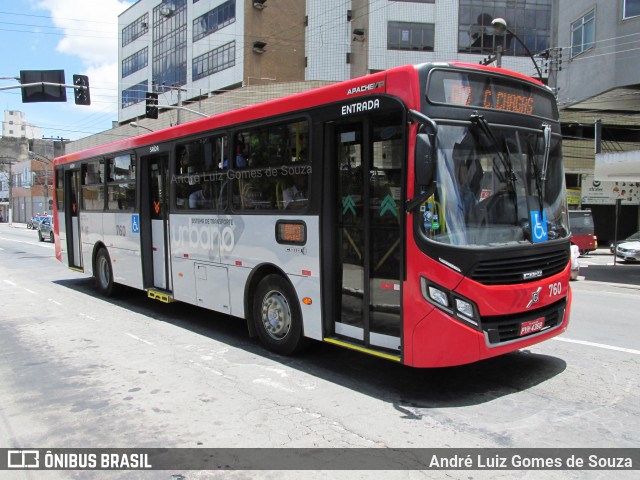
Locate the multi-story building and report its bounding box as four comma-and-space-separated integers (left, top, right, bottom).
556, 0, 640, 241
118, 0, 306, 123
2, 110, 42, 139
118, 0, 558, 123
0, 135, 65, 223
307, 0, 556, 81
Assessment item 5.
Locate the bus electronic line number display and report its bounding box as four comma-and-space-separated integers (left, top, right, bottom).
426, 69, 557, 119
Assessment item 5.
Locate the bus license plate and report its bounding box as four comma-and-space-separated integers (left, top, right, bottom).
519, 318, 545, 336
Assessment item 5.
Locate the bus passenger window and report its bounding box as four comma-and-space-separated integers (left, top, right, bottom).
282, 174, 307, 209
174, 135, 227, 211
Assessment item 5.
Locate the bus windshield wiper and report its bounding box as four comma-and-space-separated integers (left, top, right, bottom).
527, 141, 545, 214
470, 113, 516, 190
540, 123, 551, 196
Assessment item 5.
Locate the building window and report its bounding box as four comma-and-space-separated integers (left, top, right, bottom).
571, 10, 595, 58
458, 0, 551, 56
122, 47, 148, 78
388, 22, 434, 51
122, 81, 148, 108
153, 0, 188, 91
193, 0, 236, 42
623, 0, 640, 19
122, 13, 149, 47
192, 41, 236, 81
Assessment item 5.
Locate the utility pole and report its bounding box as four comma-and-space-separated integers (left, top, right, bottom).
176, 84, 181, 125
0, 157, 14, 225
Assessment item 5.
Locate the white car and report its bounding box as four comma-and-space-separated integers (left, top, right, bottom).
570, 244, 580, 280
615, 238, 640, 262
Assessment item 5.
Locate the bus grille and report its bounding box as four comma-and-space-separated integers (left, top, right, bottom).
482, 299, 566, 345
469, 248, 569, 285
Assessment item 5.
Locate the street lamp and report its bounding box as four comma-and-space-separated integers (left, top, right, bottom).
130, 122, 154, 133
491, 18, 544, 81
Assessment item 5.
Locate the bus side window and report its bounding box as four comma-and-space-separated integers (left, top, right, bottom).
175, 135, 227, 211
232, 120, 310, 212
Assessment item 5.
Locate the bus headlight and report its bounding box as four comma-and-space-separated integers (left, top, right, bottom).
454, 298, 478, 327
455, 298, 474, 318
428, 286, 449, 308
420, 277, 480, 330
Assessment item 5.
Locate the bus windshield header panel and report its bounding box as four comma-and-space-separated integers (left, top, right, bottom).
426, 69, 557, 120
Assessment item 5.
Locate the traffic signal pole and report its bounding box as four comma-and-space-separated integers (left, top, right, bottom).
0, 80, 91, 105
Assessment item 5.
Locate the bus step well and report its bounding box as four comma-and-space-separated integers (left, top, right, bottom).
147, 289, 174, 303
323, 337, 401, 363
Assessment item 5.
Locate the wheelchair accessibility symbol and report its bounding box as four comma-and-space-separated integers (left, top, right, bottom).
131, 214, 140, 234
530, 210, 548, 243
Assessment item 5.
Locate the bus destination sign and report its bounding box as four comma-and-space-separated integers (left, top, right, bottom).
427, 69, 556, 119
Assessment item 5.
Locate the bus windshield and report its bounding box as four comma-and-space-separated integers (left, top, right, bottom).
420, 121, 569, 247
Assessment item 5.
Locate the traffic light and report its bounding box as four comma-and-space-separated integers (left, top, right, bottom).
72, 74, 90, 106
145, 92, 158, 119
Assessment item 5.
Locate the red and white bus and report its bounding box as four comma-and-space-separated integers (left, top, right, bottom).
569, 209, 597, 254
53, 63, 572, 367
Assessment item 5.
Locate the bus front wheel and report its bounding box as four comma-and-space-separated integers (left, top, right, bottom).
252, 274, 305, 355
95, 248, 116, 297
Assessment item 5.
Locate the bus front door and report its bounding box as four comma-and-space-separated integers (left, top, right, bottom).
64, 169, 82, 269
140, 154, 172, 294
327, 113, 404, 355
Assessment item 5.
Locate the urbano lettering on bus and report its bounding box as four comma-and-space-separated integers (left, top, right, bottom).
341, 99, 380, 116
171, 220, 236, 252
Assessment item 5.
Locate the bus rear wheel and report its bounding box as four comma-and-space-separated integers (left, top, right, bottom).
95, 248, 116, 297
253, 274, 305, 355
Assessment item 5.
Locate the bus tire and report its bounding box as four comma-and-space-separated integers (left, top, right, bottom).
253, 274, 305, 355
95, 248, 116, 297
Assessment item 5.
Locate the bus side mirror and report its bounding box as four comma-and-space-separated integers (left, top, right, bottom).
415, 133, 435, 187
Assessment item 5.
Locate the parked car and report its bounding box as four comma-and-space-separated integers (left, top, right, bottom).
570, 244, 580, 281
37, 216, 54, 243
610, 231, 640, 253
29, 214, 49, 230
614, 232, 640, 262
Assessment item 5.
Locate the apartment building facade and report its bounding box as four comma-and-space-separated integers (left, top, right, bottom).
118, 0, 306, 123
556, 0, 640, 241
119, 0, 558, 123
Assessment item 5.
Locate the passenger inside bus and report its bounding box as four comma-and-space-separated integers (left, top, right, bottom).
188, 181, 213, 209
282, 174, 307, 209
235, 137, 248, 168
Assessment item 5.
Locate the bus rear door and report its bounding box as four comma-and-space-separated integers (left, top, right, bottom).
140, 153, 172, 296
64, 168, 83, 269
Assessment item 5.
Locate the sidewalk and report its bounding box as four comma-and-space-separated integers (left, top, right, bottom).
0, 222, 28, 229
578, 248, 640, 289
